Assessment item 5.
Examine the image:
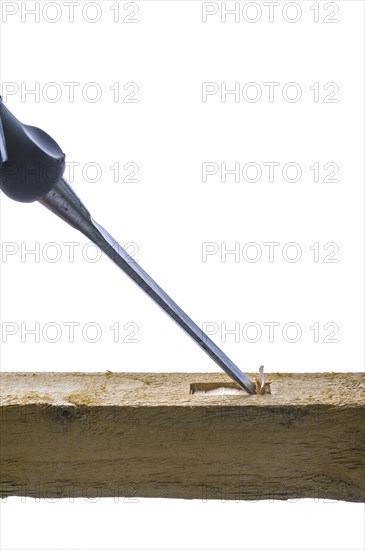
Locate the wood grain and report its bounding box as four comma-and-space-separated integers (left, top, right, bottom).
1, 372, 364, 501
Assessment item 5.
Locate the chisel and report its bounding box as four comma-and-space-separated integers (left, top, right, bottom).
0, 98, 257, 394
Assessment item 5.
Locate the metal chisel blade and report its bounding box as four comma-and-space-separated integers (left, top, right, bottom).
40, 177, 257, 394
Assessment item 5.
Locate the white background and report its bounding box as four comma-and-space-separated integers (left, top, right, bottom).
0, 1, 364, 549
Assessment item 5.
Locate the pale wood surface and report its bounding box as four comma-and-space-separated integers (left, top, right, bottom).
1, 372, 364, 501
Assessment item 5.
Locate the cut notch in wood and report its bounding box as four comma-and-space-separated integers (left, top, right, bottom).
190, 382, 246, 395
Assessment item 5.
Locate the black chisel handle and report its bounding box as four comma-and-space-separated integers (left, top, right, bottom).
0, 98, 65, 202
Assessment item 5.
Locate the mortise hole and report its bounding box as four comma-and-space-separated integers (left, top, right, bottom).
190, 382, 249, 396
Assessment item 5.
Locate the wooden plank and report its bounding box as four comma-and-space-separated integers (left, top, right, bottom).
1, 372, 364, 502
